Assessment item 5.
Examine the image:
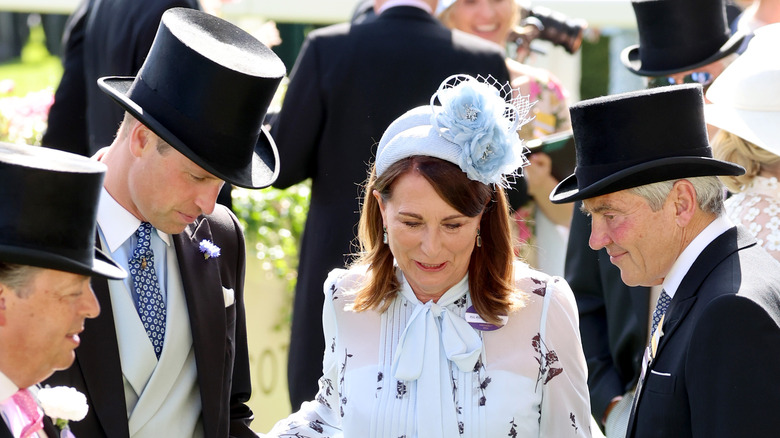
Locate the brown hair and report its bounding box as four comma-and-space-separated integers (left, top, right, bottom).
351, 156, 520, 324
712, 129, 780, 193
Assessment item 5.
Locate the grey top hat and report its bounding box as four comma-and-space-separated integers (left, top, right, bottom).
550, 84, 745, 204
0, 143, 126, 279
99, 8, 286, 189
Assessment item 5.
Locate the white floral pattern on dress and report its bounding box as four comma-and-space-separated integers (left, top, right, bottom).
725, 176, 780, 261
266, 263, 591, 437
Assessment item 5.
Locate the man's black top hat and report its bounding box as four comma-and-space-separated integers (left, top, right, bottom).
550, 84, 745, 204
0, 143, 126, 279
98, 8, 286, 189
621, 0, 745, 76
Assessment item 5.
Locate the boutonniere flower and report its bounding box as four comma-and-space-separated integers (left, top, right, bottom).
37, 386, 88, 437
199, 239, 221, 259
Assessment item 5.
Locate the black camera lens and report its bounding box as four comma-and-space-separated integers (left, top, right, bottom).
524, 6, 587, 54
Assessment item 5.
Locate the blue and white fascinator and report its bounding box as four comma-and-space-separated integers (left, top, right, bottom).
375, 75, 533, 187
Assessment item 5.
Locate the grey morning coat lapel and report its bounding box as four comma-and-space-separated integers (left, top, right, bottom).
174, 217, 227, 438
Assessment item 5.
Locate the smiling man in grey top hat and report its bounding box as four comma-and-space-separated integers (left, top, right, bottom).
552, 84, 780, 438
0, 142, 126, 438
43, 7, 286, 438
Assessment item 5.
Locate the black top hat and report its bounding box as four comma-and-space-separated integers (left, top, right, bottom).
621, 0, 745, 76
98, 8, 286, 189
550, 84, 745, 204
0, 143, 126, 279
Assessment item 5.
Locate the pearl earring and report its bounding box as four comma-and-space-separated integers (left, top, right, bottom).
383, 226, 388, 244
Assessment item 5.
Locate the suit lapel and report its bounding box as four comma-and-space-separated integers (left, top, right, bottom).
77, 278, 130, 438
0, 421, 11, 438
174, 217, 225, 438
628, 226, 754, 437
655, 227, 747, 357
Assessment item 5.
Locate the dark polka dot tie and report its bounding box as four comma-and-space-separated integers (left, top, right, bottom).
129, 222, 166, 359
651, 289, 671, 337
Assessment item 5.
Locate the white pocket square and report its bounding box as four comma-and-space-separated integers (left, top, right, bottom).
222, 287, 235, 307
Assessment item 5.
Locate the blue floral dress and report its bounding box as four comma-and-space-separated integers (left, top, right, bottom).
267, 262, 591, 437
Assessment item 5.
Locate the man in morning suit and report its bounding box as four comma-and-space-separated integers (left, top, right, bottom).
42, 0, 200, 156
563, 1, 747, 435
44, 8, 286, 437
551, 84, 780, 438
0, 143, 126, 438
271, 0, 511, 409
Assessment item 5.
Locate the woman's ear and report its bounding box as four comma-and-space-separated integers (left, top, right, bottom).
373, 189, 386, 218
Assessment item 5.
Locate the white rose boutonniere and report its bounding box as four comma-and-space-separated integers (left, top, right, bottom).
37, 386, 88, 437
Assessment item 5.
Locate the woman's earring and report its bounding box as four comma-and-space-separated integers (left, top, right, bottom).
383, 226, 388, 244
476, 229, 482, 248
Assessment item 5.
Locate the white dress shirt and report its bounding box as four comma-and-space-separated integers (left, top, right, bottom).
662, 215, 733, 299
97, 188, 171, 305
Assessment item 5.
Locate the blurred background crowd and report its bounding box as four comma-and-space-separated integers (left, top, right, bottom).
1, 0, 777, 435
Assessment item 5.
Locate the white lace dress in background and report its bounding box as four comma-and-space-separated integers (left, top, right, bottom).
725, 176, 780, 262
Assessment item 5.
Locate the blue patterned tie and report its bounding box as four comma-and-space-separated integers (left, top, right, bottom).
129, 222, 166, 359
650, 289, 671, 337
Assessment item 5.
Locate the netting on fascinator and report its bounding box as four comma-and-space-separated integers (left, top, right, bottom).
375, 74, 533, 187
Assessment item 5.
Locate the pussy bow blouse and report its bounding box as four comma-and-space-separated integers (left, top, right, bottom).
269, 262, 591, 437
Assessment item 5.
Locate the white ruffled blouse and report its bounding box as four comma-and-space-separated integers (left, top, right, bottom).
725, 176, 780, 263
267, 262, 591, 437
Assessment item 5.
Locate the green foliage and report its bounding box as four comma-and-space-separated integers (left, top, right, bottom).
0, 25, 63, 97
0, 25, 61, 145
579, 34, 610, 100
232, 183, 311, 330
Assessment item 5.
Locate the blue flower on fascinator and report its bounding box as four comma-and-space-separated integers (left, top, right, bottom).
431, 75, 532, 186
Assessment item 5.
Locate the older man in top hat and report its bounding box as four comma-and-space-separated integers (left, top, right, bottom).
43, 7, 285, 438
0, 143, 126, 438
564, 2, 747, 436
552, 84, 780, 438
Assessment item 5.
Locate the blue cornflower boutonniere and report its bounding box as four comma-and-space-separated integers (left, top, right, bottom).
199, 239, 221, 259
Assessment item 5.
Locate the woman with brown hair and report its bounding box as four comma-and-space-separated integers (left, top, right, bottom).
267, 75, 590, 437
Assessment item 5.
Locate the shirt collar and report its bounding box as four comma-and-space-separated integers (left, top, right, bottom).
0, 370, 18, 403
97, 188, 171, 252
663, 215, 733, 298
377, 0, 433, 15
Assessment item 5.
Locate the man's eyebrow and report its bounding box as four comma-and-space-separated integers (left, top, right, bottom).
581, 203, 614, 216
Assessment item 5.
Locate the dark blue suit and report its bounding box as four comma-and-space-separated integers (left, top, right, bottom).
627, 226, 780, 437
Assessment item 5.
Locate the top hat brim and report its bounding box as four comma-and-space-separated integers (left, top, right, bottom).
620, 31, 745, 76
0, 245, 127, 280
99, 77, 279, 189
549, 155, 745, 204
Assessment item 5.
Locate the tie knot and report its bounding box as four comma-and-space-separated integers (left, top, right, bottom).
11, 389, 43, 437
657, 289, 671, 314
135, 222, 154, 252
11, 389, 38, 418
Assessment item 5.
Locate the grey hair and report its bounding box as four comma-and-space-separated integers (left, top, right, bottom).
629, 176, 724, 215
0, 262, 41, 298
